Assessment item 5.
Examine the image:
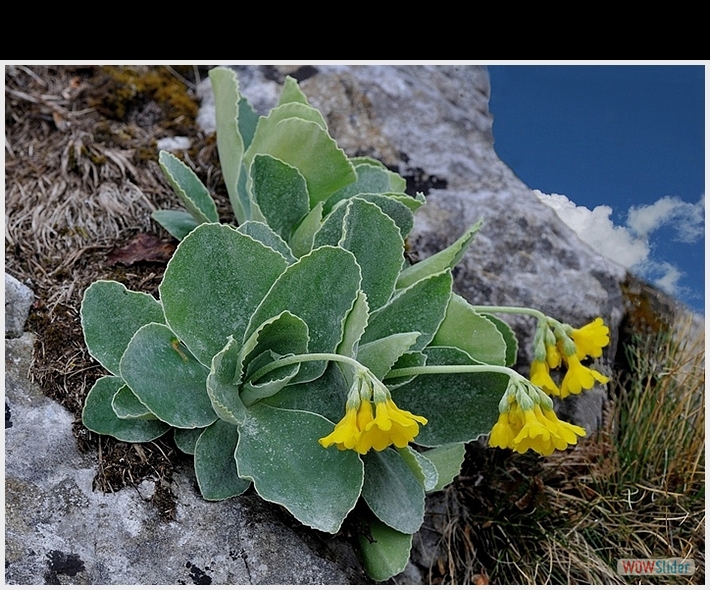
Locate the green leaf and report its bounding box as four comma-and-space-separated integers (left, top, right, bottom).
119, 323, 217, 429
349, 156, 407, 193
263, 101, 328, 131
289, 201, 324, 258
158, 151, 218, 224
337, 199, 404, 311
398, 446, 439, 492
251, 154, 310, 243
422, 443, 466, 492
337, 290, 370, 361
244, 117, 356, 208
277, 75, 310, 107
81, 280, 164, 376
246, 246, 361, 383
391, 346, 506, 447
265, 361, 348, 424
432, 293, 507, 365
397, 220, 482, 289
238, 312, 310, 404
236, 404, 364, 533
357, 333, 420, 381
384, 350, 427, 390
237, 220, 296, 263
207, 337, 247, 425
480, 312, 519, 367
237, 96, 258, 150
174, 427, 204, 454
362, 448, 425, 534
151, 209, 200, 240
82, 376, 171, 442
160, 223, 289, 366
112, 384, 156, 419
359, 518, 413, 582
361, 271, 452, 352
349, 193, 415, 239
209, 67, 247, 222
323, 162, 393, 214
194, 420, 250, 500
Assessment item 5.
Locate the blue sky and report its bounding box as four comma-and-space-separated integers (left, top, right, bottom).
487, 65, 705, 313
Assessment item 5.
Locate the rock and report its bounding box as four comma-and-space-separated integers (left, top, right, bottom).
5, 273, 34, 339
5, 333, 365, 584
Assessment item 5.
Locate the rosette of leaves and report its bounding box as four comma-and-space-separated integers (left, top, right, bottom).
81, 68, 518, 581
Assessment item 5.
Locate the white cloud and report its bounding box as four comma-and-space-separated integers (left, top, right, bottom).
627, 195, 705, 243
533, 190, 704, 298
533, 190, 649, 268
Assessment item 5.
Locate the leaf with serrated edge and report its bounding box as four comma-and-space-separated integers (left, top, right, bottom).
160, 223, 288, 366
422, 443, 466, 492
158, 151, 218, 224
237, 220, 296, 263
112, 384, 156, 419
397, 220, 482, 289
82, 376, 171, 442
432, 293, 507, 365
391, 346, 506, 447
81, 280, 164, 376
362, 448, 425, 534
236, 404, 363, 533
207, 337, 246, 425
356, 332, 420, 381
290, 201, 324, 258
480, 312, 519, 367
194, 420, 250, 500
120, 323, 217, 429
251, 154, 309, 243
361, 270, 452, 352
246, 246, 361, 383
151, 209, 200, 241
397, 446, 438, 492
209, 67, 247, 222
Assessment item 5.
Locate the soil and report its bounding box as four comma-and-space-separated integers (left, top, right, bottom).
5, 65, 233, 518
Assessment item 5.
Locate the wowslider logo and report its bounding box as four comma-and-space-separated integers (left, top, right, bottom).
617, 558, 695, 576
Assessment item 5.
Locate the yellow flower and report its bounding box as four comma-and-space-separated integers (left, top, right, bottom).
560, 353, 609, 398
362, 398, 428, 451
546, 343, 562, 369
489, 397, 586, 456
530, 359, 560, 396
571, 317, 610, 359
318, 406, 361, 450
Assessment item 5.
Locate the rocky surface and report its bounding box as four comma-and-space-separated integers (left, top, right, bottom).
6, 65, 698, 585
5, 274, 365, 584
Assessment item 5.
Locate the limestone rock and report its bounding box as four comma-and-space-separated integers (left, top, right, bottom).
5, 333, 364, 584
5, 273, 34, 339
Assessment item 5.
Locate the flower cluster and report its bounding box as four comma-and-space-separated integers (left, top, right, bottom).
530, 317, 610, 398
489, 377, 586, 456
319, 369, 427, 454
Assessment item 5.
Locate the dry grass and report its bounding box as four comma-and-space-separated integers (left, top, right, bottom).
435, 314, 704, 584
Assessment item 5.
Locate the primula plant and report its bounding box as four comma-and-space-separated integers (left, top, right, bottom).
80, 67, 610, 581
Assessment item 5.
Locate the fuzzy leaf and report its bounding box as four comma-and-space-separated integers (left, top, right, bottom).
151, 209, 200, 241
160, 223, 288, 366
81, 280, 164, 376
391, 346, 506, 447
251, 154, 310, 243
356, 333, 420, 381
480, 312, 519, 367
398, 446, 439, 492
432, 293, 507, 365
236, 404, 364, 533
194, 420, 250, 500
209, 67, 247, 222
422, 443, 466, 492
82, 376, 171, 442
158, 150, 218, 224
246, 246, 361, 383
207, 337, 247, 425
359, 519, 413, 582
112, 384, 156, 419
361, 271, 452, 352
362, 448, 425, 534
119, 323, 217, 429
397, 220, 482, 289
244, 117, 356, 208
174, 427, 205, 455
289, 201, 324, 258
237, 220, 296, 263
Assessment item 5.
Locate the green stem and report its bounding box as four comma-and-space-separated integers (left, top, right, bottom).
471, 305, 547, 321
248, 352, 369, 384
386, 364, 520, 380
